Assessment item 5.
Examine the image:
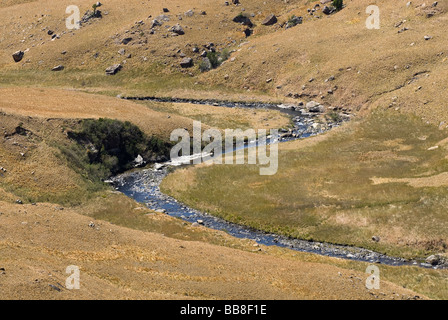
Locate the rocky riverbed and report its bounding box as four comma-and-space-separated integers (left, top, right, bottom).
120, 95, 350, 139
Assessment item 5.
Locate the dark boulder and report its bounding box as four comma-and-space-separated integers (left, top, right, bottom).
12, 50, 24, 62
262, 14, 277, 26
233, 14, 253, 27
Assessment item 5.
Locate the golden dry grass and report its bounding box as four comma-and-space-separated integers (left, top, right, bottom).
0, 197, 430, 300
0, 87, 196, 138
1, 0, 448, 300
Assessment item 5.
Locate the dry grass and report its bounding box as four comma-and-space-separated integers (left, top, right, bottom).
162, 110, 448, 259
0, 88, 196, 139
141, 101, 291, 131
1, 0, 448, 300
0, 0, 443, 115
0, 196, 436, 300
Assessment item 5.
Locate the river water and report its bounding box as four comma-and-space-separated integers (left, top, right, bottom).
113, 97, 445, 270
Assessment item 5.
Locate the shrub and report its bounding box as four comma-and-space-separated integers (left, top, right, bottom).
200, 49, 231, 72
285, 15, 302, 29
207, 52, 219, 68
333, 0, 343, 11
65, 118, 171, 180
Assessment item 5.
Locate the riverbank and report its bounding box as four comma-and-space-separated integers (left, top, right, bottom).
112, 166, 447, 270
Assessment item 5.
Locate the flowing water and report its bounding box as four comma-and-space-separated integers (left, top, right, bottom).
113, 97, 445, 270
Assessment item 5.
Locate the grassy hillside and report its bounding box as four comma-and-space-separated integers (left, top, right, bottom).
162, 110, 448, 259
1, 0, 448, 300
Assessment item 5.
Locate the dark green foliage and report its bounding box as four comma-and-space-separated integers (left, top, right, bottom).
200, 49, 231, 72
333, 0, 343, 11
65, 118, 171, 180
207, 52, 220, 69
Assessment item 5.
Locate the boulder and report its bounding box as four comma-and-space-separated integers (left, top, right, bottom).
322, 6, 336, 15
185, 10, 194, 17
233, 14, 253, 27
306, 101, 324, 113
200, 57, 212, 71
425, 255, 440, 266
105, 64, 122, 75
262, 14, 277, 26
170, 24, 185, 35
155, 14, 170, 22
150, 19, 162, 28
134, 154, 145, 167
12, 50, 24, 62
51, 65, 64, 71
180, 57, 193, 68
121, 37, 133, 44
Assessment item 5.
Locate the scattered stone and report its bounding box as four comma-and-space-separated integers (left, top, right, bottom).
155, 14, 170, 22
372, 236, 380, 242
323, 6, 336, 15
170, 24, 185, 35
105, 64, 122, 75
16, 199, 23, 205
424, 35, 432, 40
180, 57, 193, 68
244, 28, 252, 37
306, 101, 324, 113
425, 255, 440, 266
150, 19, 162, 28
49, 284, 62, 292
261, 14, 277, 26
51, 65, 64, 71
233, 14, 253, 27
12, 50, 24, 62
122, 37, 133, 44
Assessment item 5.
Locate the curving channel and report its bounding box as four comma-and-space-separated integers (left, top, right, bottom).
112, 96, 446, 270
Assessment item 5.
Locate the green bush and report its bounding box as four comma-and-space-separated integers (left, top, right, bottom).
200, 49, 231, 72
333, 0, 343, 11
65, 118, 171, 180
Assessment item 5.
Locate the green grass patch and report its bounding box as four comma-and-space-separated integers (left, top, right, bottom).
161, 109, 448, 259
